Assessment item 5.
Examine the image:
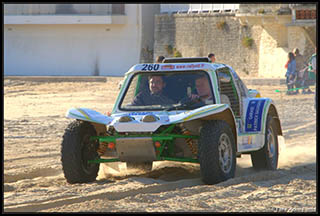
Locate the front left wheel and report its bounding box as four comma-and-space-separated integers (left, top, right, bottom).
198, 120, 236, 185
61, 120, 100, 184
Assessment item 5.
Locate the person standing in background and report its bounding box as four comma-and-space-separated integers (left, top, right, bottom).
301, 48, 316, 94
293, 48, 304, 94
285, 52, 297, 95
208, 53, 216, 63
309, 48, 316, 80
155, 55, 165, 63
309, 48, 317, 109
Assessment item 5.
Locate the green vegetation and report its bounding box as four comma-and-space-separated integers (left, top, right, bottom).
165, 45, 182, 57
243, 68, 249, 75
242, 36, 254, 48
173, 49, 182, 57
165, 45, 174, 55
216, 20, 227, 30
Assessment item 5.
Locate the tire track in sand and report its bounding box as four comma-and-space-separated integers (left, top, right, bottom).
282, 120, 316, 134
4, 178, 204, 212
4, 163, 315, 212
4, 167, 61, 183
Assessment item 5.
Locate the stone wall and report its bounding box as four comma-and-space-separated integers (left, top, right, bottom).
154, 13, 261, 77
238, 4, 290, 14
154, 13, 315, 78
288, 26, 315, 62
140, 4, 160, 63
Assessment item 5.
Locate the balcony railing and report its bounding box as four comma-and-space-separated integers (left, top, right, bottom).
4, 4, 125, 16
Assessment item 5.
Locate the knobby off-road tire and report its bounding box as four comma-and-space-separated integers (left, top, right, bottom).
61, 120, 100, 184
250, 115, 279, 170
198, 120, 236, 185
126, 162, 153, 172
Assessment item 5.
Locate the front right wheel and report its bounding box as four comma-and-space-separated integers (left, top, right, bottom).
198, 120, 236, 185
61, 120, 100, 184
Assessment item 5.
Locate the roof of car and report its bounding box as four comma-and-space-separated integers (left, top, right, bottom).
126, 62, 228, 76
163, 57, 211, 63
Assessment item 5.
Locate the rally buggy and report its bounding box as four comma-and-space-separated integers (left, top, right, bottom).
61, 57, 283, 185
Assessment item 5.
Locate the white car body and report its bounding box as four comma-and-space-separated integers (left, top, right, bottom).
66, 61, 284, 155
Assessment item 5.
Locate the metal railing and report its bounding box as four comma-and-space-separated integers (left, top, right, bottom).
4, 4, 125, 15
160, 4, 239, 14
188, 4, 239, 12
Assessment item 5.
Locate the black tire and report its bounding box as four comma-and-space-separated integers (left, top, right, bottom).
250, 115, 279, 170
126, 162, 153, 172
61, 120, 100, 184
198, 120, 236, 185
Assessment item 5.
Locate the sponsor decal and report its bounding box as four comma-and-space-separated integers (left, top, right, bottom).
76, 108, 90, 120
160, 64, 205, 70
161, 65, 175, 70
176, 65, 186, 69
185, 63, 204, 69
128, 112, 153, 116
245, 99, 266, 132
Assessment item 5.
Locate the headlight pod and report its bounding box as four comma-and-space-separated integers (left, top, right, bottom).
141, 114, 159, 122
118, 115, 134, 122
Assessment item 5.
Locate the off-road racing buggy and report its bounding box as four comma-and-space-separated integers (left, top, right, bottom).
61, 57, 284, 185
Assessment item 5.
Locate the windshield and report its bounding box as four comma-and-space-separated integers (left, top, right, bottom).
119, 71, 216, 111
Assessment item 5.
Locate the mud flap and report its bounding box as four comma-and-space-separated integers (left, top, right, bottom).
102, 162, 125, 172
278, 135, 285, 154
97, 162, 127, 179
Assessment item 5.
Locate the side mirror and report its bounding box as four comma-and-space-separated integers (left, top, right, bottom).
218, 72, 231, 83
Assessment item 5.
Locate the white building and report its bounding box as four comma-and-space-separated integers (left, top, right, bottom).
160, 4, 239, 13
4, 4, 160, 76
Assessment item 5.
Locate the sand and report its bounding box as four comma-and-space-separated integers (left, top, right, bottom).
3, 77, 317, 212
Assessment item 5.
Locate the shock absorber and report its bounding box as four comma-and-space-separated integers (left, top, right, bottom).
96, 131, 112, 156
182, 128, 198, 156
97, 142, 108, 156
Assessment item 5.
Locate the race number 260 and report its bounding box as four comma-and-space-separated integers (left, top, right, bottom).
141, 64, 160, 71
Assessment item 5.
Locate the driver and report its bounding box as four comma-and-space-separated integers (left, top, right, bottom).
131, 75, 174, 106
187, 75, 214, 105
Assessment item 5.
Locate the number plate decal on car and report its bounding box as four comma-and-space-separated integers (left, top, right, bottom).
245, 99, 266, 132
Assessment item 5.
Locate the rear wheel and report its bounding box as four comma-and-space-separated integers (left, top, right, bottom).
198, 120, 236, 184
61, 120, 100, 184
251, 115, 279, 170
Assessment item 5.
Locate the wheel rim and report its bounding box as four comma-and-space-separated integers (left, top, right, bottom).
81, 134, 98, 174
218, 133, 233, 174
267, 127, 276, 159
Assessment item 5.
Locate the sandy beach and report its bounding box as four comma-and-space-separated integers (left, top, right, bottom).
3, 77, 316, 212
